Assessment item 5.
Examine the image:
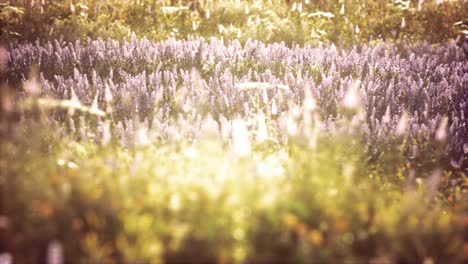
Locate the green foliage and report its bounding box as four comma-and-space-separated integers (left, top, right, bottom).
1, 0, 466, 45
0, 4, 25, 41
51, 14, 132, 41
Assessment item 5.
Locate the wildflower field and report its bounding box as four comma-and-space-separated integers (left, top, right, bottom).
0, 0, 467, 263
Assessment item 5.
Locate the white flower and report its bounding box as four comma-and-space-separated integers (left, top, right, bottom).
102, 121, 111, 145
105, 83, 113, 102
256, 112, 268, 143
24, 78, 42, 96
435, 116, 448, 141
271, 99, 278, 115
232, 119, 251, 157
343, 80, 361, 110
135, 128, 151, 146
304, 88, 316, 112
287, 115, 298, 136
67, 87, 82, 115
396, 111, 408, 135
382, 106, 391, 123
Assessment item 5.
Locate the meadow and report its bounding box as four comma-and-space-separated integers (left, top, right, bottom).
0, 0, 467, 263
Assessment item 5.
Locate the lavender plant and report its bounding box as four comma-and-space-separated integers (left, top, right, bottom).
1, 36, 467, 263
4, 37, 466, 173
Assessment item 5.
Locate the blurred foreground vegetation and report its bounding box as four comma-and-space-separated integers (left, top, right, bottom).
1, 108, 466, 263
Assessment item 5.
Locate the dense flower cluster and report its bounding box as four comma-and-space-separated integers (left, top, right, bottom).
5, 36, 467, 169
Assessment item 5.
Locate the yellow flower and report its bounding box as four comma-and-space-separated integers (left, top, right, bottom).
282, 213, 298, 229
335, 218, 349, 232
295, 223, 308, 236
37, 201, 54, 218
308, 229, 323, 246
